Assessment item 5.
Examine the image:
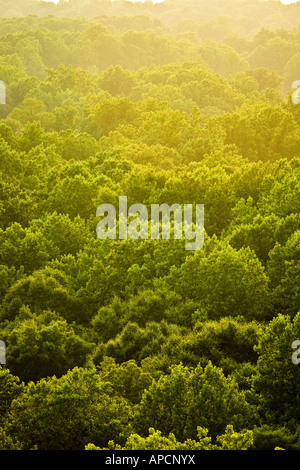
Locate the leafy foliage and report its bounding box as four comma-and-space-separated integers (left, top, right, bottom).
0, 0, 299, 451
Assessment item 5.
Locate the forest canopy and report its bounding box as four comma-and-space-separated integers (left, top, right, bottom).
0, 0, 300, 452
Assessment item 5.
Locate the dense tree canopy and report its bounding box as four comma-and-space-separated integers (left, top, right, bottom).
0, 0, 299, 452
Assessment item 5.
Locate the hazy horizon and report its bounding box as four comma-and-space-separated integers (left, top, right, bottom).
41, 0, 300, 3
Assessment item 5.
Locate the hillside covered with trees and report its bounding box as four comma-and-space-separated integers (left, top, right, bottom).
0, 0, 300, 451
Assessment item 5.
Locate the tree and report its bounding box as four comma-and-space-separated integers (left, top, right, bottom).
17, 120, 45, 151
134, 362, 257, 441
247, 37, 298, 75
245, 68, 283, 92
85, 97, 139, 138
1, 307, 95, 382
226, 213, 300, 265
1, 266, 85, 323
86, 425, 254, 450
0, 175, 36, 229
0, 222, 51, 273
91, 321, 183, 365
43, 173, 99, 220
257, 161, 300, 218
220, 102, 300, 161
7, 97, 46, 125
96, 356, 153, 404
198, 39, 249, 76
0, 367, 23, 424
3, 367, 133, 449
98, 65, 137, 96
16, 37, 45, 79
159, 317, 260, 372
252, 312, 300, 427
167, 239, 271, 321
267, 230, 300, 317
28, 211, 92, 258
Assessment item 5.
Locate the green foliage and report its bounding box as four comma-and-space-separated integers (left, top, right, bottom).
0, 2, 299, 451
91, 321, 184, 365
1, 307, 95, 382
166, 240, 271, 321
95, 356, 153, 404
251, 425, 300, 450
3, 367, 133, 450
86, 425, 253, 450
0, 367, 24, 422
253, 312, 300, 427
267, 231, 300, 316
159, 317, 260, 373
134, 362, 257, 441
